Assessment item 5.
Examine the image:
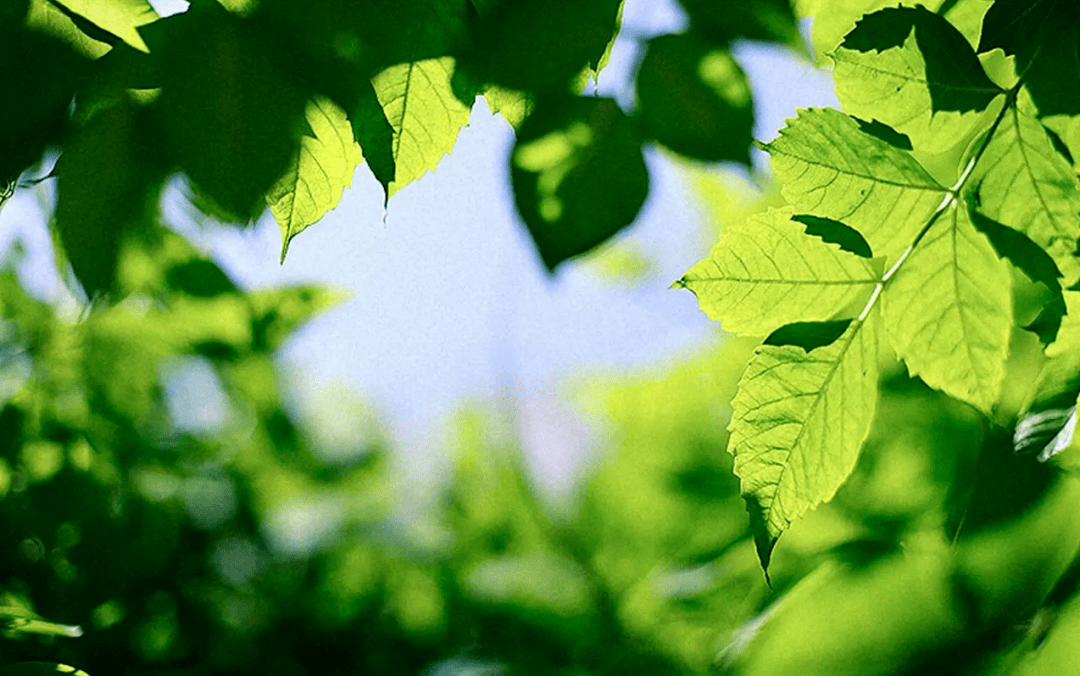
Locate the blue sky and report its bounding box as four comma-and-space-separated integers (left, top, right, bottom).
0, 0, 838, 490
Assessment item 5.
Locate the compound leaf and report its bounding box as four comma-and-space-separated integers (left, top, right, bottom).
268, 97, 363, 263
678, 207, 880, 335
764, 107, 948, 266
729, 311, 880, 571
882, 204, 1011, 414
373, 57, 472, 198
967, 105, 1080, 286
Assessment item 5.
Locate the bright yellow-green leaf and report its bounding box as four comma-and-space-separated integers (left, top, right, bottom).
372, 58, 472, 197
832, 7, 1003, 150
765, 108, 948, 265
728, 312, 879, 570
42, 0, 157, 52
268, 97, 363, 263
882, 204, 1011, 414
967, 105, 1080, 286
679, 207, 880, 336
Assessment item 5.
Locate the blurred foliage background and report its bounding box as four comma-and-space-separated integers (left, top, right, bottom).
3, 170, 1080, 676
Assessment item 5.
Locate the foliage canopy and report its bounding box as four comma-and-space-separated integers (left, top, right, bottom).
6, 0, 1080, 675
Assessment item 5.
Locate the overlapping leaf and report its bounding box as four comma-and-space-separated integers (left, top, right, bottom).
966, 106, 1080, 286
372, 58, 472, 198
268, 97, 363, 263
795, 0, 943, 63
679, 207, 880, 335
764, 107, 948, 265
45, 0, 157, 51
728, 312, 879, 570
881, 204, 1011, 414
832, 6, 1003, 149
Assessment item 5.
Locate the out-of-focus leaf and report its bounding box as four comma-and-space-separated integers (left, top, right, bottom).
372, 58, 471, 198
0, 27, 85, 188
156, 8, 308, 223
832, 6, 1003, 149
635, 34, 754, 164
764, 107, 948, 266
511, 96, 648, 271
966, 106, 1080, 287
454, 0, 622, 94
678, 207, 880, 336
54, 96, 161, 299
881, 204, 1012, 414
728, 312, 879, 571
249, 285, 349, 352
1017, 291, 1080, 460
0, 664, 89, 676
678, 0, 800, 47
268, 97, 363, 262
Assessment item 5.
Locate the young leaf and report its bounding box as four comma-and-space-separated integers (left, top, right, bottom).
764, 107, 948, 265
677, 207, 880, 335
729, 311, 879, 571
832, 6, 1003, 149
881, 204, 1012, 414
268, 97, 363, 263
966, 105, 1080, 286
372, 57, 472, 198
511, 97, 648, 271
635, 34, 754, 164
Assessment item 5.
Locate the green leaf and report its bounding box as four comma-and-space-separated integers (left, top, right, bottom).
678, 0, 801, 47
978, 0, 1080, 116
764, 319, 853, 350
728, 311, 879, 571
0, 664, 88, 676
349, 79, 397, 200
157, 9, 308, 223
967, 105, 1080, 286
511, 96, 648, 271
832, 6, 1003, 149
678, 207, 880, 335
968, 208, 1063, 291
764, 107, 948, 265
54, 97, 161, 299
372, 57, 472, 198
46, 0, 157, 52
635, 34, 754, 164
250, 285, 349, 352
268, 97, 363, 263
882, 204, 1012, 414
454, 0, 622, 94
795, 0, 943, 63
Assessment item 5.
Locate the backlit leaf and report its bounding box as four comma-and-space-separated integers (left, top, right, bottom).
967, 105, 1080, 286
372, 58, 472, 198
882, 204, 1011, 414
729, 312, 879, 570
678, 207, 880, 335
268, 97, 363, 263
764, 107, 948, 265
511, 97, 648, 271
47, 0, 157, 52
832, 6, 1002, 149
795, 0, 943, 63
1017, 291, 1080, 460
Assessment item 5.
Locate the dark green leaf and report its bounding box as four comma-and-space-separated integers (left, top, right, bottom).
55, 97, 162, 299
635, 34, 754, 164
764, 320, 853, 351
677, 0, 800, 47
511, 97, 648, 271
165, 259, 239, 298
454, 0, 622, 94
792, 214, 874, 258
0, 27, 86, 187
1025, 292, 1066, 345
156, 8, 308, 223
351, 79, 397, 200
